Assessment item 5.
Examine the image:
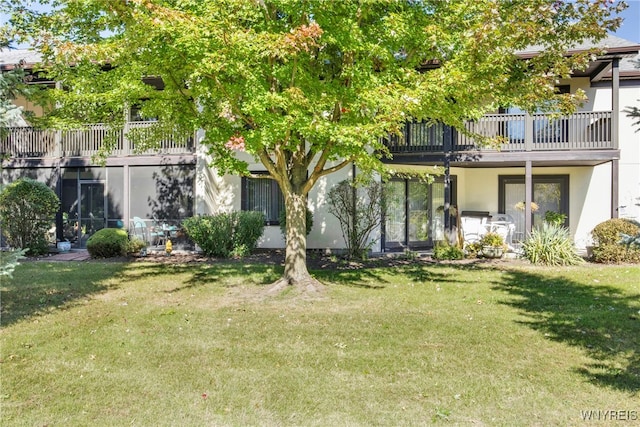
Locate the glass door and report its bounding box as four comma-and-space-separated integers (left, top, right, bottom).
384, 181, 406, 249
383, 179, 448, 250
408, 181, 430, 247
79, 181, 106, 246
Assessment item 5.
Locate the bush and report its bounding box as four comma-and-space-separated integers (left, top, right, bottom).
544, 210, 567, 226
432, 241, 464, 260
278, 206, 314, 239
479, 232, 506, 249
327, 179, 384, 259
0, 178, 60, 255
522, 223, 584, 266
86, 228, 130, 258
182, 211, 265, 258
591, 218, 640, 264
126, 238, 147, 255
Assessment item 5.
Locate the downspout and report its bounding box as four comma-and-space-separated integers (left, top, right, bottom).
611, 57, 619, 219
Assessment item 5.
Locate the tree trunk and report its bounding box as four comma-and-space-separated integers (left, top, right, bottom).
267, 191, 324, 294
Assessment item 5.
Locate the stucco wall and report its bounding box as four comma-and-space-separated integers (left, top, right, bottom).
194, 145, 364, 250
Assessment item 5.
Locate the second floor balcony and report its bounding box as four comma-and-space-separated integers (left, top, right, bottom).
1, 120, 196, 159
1, 111, 614, 161
384, 110, 613, 154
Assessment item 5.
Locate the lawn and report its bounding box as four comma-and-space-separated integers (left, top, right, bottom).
1, 259, 639, 426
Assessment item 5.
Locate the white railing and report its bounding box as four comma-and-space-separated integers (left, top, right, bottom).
462, 111, 613, 151
1, 121, 196, 159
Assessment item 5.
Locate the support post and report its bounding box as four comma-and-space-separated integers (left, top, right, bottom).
525, 160, 533, 235
443, 126, 452, 231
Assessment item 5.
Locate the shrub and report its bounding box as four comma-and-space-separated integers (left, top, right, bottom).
522, 223, 584, 266
233, 211, 266, 257
126, 238, 147, 255
544, 210, 567, 226
591, 218, 640, 245
327, 179, 384, 259
591, 218, 640, 264
86, 228, 130, 258
479, 232, 506, 249
0, 178, 60, 255
464, 241, 483, 259
182, 211, 265, 258
432, 241, 464, 260
278, 206, 314, 239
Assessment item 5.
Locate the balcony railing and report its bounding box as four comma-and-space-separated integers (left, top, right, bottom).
1, 121, 196, 159
386, 111, 613, 154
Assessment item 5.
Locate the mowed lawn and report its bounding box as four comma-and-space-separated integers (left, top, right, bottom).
1, 259, 639, 426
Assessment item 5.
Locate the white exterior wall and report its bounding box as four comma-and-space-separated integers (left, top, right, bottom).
453, 165, 615, 248
192, 76, 640, 252
194, 144, 371, 251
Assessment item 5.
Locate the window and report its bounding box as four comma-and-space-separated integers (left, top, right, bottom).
499, 175, 569, 240
241, 175, 284, 225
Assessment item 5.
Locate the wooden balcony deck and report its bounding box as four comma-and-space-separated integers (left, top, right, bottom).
385, 111, 613, 154
1, 121, 196, 159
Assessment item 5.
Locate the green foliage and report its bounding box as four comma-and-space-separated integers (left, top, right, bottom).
233, 211, 267, 257
278, 206, 313, 239
591, 218, 640, 245
182, 212, 265, 258
522, 223, 584, 266
479, 232, 506, 249
619, 232, 640, 249
126, 238, 147, 255
464, 241, 483, 259
544, 210, 567, 226
0, 178, 60, 255
432, 241, 464, 261
591, 219, 640, 264
8, 0, 625, 279
327, 179, 384, 259
86, 228, 130, 258
0, 248, 27, 278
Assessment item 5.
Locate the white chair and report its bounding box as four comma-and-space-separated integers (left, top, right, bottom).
461, 216, 487, 245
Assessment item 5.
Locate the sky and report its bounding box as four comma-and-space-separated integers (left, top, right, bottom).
615, 0, 640, 43
1, 1, 639, 46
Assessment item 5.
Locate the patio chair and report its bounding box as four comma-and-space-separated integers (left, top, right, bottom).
461, 216, 487, 245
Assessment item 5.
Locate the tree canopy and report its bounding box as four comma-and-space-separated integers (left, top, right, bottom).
2, 0, 625, 288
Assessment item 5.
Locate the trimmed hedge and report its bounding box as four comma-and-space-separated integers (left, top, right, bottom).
87, 228, 130, 258
182, 211, 265, 258
0, 178, 60, 255
591, 219, 640, 264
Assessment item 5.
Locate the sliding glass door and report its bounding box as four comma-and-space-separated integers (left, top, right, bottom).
383, 178, 452, 250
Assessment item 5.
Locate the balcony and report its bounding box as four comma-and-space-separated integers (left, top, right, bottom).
1, 121, 196, 159
385, 111, 613, 154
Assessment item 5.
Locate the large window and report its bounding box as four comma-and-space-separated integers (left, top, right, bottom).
241, 175, 284, 225
499, 175, 569, 241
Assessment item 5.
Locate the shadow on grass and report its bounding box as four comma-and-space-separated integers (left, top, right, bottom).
1, 262, 128, 327
494, 269, 640, 394
119, 262, 283, 294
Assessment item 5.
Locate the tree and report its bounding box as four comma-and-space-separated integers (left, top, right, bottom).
4, 0, 624, 289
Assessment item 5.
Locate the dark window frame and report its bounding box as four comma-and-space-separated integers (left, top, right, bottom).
241, 173, 284, 225
498, 174, 569, 226
381, 175, 457, 251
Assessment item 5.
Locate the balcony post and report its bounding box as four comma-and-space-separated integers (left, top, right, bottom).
123, 106, 131, 155
524, 112, 534, 151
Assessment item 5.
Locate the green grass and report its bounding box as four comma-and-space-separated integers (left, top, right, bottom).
1, 260, 639, 426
